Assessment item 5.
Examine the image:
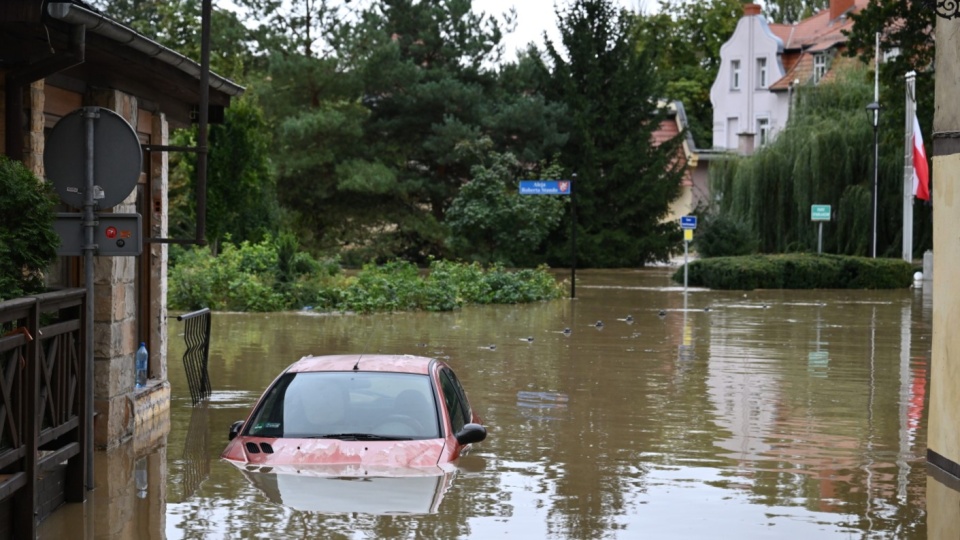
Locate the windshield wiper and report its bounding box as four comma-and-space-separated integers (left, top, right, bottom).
310, 433, 412, 441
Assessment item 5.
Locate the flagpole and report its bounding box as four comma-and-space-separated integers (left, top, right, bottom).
903, 71, 916, 263
871, 32, 880, 258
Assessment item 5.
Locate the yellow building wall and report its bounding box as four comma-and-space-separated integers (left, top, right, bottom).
928, 16, 960, 477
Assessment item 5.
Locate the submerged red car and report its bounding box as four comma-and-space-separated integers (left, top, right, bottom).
221, 354, 487, 473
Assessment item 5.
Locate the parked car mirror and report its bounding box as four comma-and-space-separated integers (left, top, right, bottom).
455, 423, 486, 445
229, 420, 244, 441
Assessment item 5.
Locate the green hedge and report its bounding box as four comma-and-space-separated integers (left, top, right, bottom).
672, 254, 914, 290
169, 237, 565, 312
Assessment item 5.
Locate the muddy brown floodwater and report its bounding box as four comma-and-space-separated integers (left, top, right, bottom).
39, 268, 954, 539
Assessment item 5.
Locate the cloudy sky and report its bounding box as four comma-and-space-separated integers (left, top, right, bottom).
473, 0, 649, 61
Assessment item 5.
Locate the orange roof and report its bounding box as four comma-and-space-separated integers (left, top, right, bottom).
766, 0, 868, 91
769, 0, 867, 51
652, 112, 693, 186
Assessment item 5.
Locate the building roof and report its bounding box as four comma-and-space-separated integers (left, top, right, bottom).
0, 0, 242, 126
766, 0, 868, 91
768, 0, 868, 52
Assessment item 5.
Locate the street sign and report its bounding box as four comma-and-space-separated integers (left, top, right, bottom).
45, 107, 142, 209
680, 215, 697, 229
811, 204, 831, 221
683, 229, 693, 242
54, 213, 142, 256
519, 180, 572, 195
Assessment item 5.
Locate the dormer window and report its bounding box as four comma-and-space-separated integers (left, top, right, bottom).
813, 54, 827, 83
731, 60, 741, 90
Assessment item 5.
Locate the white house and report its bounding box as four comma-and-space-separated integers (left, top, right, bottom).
710, 0, 866, 155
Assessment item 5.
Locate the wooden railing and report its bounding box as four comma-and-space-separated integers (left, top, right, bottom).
0, 288, 87, 538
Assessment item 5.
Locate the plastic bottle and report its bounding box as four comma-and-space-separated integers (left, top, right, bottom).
136, 342, 148, 388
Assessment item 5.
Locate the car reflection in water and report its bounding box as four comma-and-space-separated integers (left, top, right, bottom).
222, 354, 487, 514
238, 464, 455, 514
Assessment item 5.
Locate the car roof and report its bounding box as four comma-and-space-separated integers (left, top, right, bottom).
285, 354, 438, 375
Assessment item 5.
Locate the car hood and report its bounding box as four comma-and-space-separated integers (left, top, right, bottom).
236, 465, 455, 514
222, 437, 448, 469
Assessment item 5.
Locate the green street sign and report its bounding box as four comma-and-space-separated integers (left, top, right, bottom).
811, 204, 831, 221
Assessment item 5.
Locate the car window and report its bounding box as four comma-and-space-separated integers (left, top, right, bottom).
439, 369, 467, 433
445, 368, 473, 420
246, 371, 440, 439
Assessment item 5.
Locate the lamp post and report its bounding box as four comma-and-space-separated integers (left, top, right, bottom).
866, 101, 881, 258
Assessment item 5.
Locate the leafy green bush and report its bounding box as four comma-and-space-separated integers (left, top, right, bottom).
169, 236, 341, 311
693, 215, 758, 258
169, 238, 565, 313
673, 253, 912, 290
0, 157, 60, 301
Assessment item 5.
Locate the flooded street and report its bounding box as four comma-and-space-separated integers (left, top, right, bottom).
39, 268, 951, 539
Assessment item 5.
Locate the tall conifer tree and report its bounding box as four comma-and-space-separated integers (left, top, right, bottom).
541, 0, 685, 267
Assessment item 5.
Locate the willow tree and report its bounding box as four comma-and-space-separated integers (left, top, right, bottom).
712, 65, 911, 256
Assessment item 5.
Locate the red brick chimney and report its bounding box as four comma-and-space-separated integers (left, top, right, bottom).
743, 3, 762, 16
830, 0, 855, 20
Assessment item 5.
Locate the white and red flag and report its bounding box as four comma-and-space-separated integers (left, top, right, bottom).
912, 113, 930, 201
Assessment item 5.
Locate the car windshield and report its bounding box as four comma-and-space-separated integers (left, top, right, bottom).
245, 371, 441, 440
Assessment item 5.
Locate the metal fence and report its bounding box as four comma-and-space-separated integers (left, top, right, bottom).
177, 308, 212, 405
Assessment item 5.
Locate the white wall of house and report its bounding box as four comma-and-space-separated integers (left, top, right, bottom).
710, 12, 790, 153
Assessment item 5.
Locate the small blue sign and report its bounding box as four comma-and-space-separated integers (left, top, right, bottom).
519, 180, 572, 195
680, 215, 697, 229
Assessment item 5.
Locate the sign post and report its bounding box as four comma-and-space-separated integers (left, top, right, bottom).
44, 107, 143, 491
811, 204, 831, 254
680, 216, 697, 292
519, 179, 574, 297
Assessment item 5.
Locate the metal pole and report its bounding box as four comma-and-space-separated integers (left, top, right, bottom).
683, 239, 689, 291
872, 32, 880, 259
872, 117, 879, 258
570, 174, 577, 299
818, 222, 823, 254
196, 0, 212, 246
82, 107, 98, 490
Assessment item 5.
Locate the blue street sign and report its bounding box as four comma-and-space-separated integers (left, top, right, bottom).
519, 180, 572, 195
680, 215, 697, 229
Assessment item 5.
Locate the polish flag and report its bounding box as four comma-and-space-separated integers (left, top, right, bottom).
912, 113, 930, 201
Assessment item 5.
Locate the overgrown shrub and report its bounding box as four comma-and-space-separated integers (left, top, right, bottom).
0, 157, 60, 301
693, 215, 758, 258
169, 236, 341, 311
673, 253, 912, 290
169, 238, 565, 313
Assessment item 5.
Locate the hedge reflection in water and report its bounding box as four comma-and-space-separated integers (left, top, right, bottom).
44, 268, 943, 539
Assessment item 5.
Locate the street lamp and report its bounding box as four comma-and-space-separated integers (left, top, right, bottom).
866, 101, 881, 258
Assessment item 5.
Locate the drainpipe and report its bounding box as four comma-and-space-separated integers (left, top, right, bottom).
196, 0, 212, 246
4, 24, 85, 160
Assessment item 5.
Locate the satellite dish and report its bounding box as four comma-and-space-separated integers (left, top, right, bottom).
44, 107, 143, 209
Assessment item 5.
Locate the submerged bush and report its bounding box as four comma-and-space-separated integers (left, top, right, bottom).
673, 253, 913, 290
169, 238, 565, 312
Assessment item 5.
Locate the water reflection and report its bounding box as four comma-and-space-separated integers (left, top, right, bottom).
36, 269, 952, 539
240, 469, 453, 514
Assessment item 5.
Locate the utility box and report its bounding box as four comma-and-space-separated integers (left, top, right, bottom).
54, 213, 142, 257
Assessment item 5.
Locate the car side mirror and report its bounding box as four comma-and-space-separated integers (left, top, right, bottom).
455, 423, 487, 445
228, 420, 244, 441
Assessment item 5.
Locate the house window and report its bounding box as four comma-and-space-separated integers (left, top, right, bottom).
757, 57, 767, 88
813, 54, 827, 83
731, 60, 741, 90
757, 117, 771, 147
